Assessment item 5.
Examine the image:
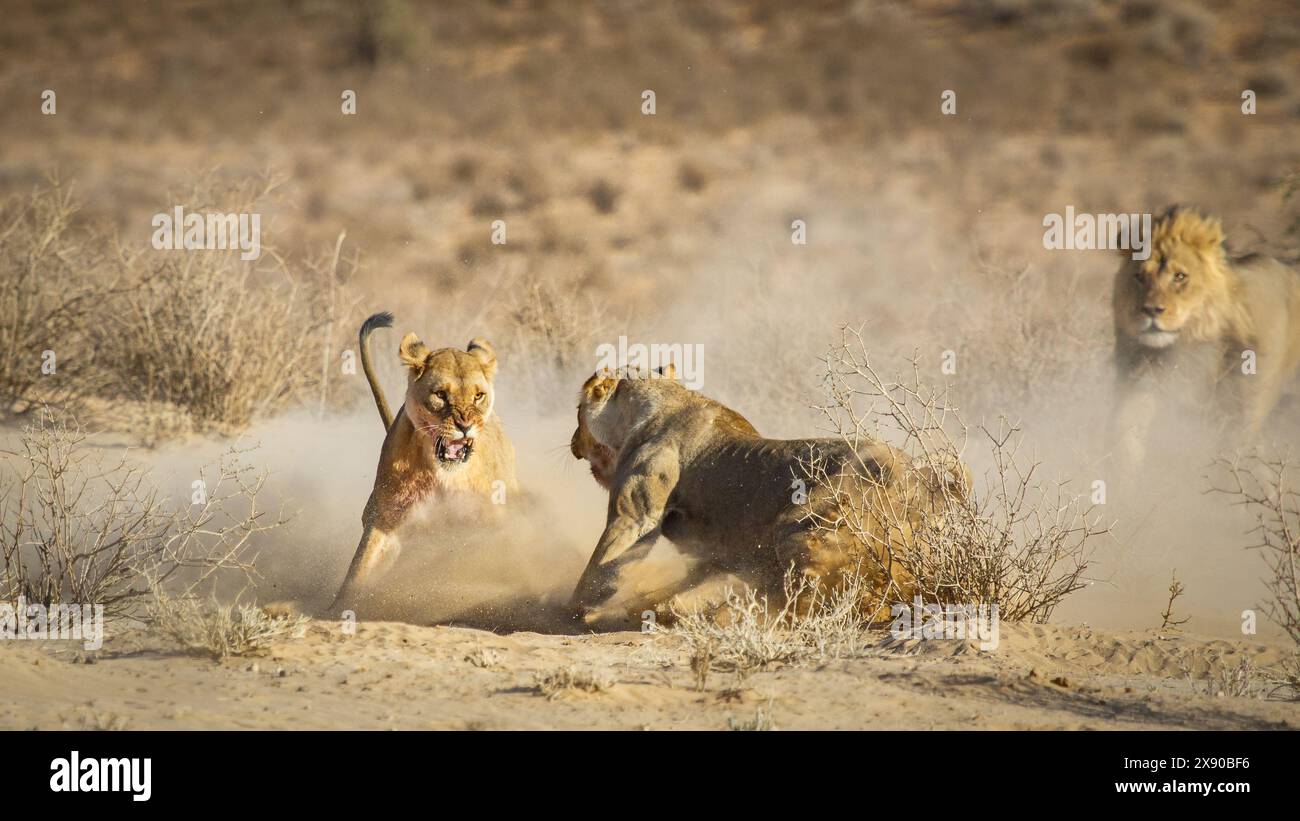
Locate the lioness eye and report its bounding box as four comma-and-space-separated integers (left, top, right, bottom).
435, 390, 449, 403
475, 392, 485, 403
1173, 271, 1187, 282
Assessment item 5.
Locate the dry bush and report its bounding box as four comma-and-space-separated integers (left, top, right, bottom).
0, 408, 284, 621
1181, 653, 1261, 700
1211, 450, 1300, 646
1211, 657, 1260, 699
1260, 655, 1300, 700
92, 176, 361, 436
0, 181, 126, 415
498, 273, 609, 412
953, 254, 1109, 420
146, 592, 308, 661
663, 565, 872, 675
1210, 450, 1300, 698
532, 665, 615, 699
803, 326, 1110, 623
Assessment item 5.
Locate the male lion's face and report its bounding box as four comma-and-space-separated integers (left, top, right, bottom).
1116, 210, 1226, 350
399, 333, 498, 469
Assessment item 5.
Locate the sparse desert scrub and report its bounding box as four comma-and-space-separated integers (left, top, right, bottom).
1210, 449, 1300, 698
803, 326, 1111, 623
532, 665, 615, 699
1, 175, 362, 437
664, 566, 873, 676
498, 272, 610, 412
90, 175, 362, 437
0, 181, 127, 416
0, 408, 284, 621
727, 699, 777, 731
62, 705, 130, 731
464, 645, 501, 668
1180, 653, 1262, 700
146, 591, 308, 661
1260, 655, 1300, 700
952, 253, 1109, 420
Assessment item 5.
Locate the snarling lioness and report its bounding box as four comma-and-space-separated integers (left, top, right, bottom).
1113, 206, 1300, 464
331, 312, 517, 611
568, 367, 965, 624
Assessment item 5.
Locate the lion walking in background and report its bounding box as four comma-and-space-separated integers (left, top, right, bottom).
1112, 205, 1300, 466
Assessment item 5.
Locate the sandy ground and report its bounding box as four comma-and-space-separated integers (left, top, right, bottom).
2, 620, 1296, 731
2, 0, 1300, 732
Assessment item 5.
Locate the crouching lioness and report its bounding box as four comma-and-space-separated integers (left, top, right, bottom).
331, 312, 517, 611
568, 367, 965, 623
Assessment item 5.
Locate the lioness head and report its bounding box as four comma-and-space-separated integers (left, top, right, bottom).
1115, 205, 1233, 349
571, 364, 680, 488
398, 333, 498, 468
570, 369, 623, 489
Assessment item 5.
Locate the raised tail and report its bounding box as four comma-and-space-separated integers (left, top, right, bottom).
360, 311, 395, 429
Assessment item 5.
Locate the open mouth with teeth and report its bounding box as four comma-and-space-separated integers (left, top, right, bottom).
435, 436, 475, 464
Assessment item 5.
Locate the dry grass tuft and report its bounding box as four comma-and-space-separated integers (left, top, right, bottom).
727, 699, 778, 731
532, 665, 615, 699
62, 705, 130, 731
464, 646, 501, 669
147, 592, 309, 661
664, 565, 872, 675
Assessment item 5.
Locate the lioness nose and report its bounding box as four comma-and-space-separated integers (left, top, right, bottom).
1142, 305, 1165, 317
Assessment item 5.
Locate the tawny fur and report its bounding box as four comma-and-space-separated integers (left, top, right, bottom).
331, 313, 518, 612
1112, 206, 1300, 465
568, 366, 966, 625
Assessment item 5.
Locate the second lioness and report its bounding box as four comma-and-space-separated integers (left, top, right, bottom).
568, 368, 965, 621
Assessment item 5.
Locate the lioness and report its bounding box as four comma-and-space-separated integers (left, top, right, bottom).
1113, 205, 1300, 464
331, 312, 518, 611
568, 367, 964, 623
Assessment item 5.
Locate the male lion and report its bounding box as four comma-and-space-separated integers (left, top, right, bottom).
331, 312, 518, 611
1112, 205, 1300, 465
568, 367, 965, 624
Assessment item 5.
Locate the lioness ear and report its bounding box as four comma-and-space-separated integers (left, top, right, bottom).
399, 332, 432, 373
583, 370, 619, 401
466, 338, 497, 379
656, 363, 677, 380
